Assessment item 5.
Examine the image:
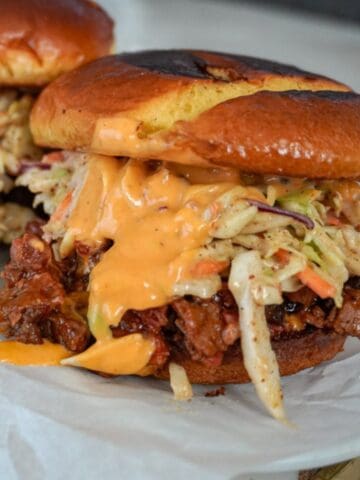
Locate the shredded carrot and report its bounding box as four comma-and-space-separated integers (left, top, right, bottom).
42, 151, 64, 164
326, 213, 341, 226
191, 259, 229, 277
297, 266, 336, 299
275, 249, 335, 299
274, 248, 290, 265
51, 191, 72, 222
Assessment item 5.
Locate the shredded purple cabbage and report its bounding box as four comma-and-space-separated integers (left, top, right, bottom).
246, 199, 315, 229
18, 161, 51, 174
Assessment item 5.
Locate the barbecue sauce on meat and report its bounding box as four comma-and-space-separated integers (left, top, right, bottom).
0, 157, 360, 371
0, 227, 359, 369
0, 233, 90, 353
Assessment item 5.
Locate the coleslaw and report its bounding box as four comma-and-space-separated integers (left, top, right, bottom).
18, 153, 360, 419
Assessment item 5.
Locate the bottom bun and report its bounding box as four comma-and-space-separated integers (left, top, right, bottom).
154, 329, 346, 384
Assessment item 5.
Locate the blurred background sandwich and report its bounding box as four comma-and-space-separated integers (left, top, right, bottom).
0, 0, 113, 243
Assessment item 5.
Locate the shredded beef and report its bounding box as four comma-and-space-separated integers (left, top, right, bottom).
0, 233, 90, 352
167, 283, 360, 364
333, 286, 360, 337
171, 292, 239, 366
24, 218, 46, 237
1, 230, 359, 368
285, 285, 360, 337
205, 386, 225, 397
347, 276, 360, 289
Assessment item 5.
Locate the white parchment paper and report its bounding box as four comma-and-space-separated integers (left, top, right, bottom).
1, 337, 360, 479
2, 1, 360, 478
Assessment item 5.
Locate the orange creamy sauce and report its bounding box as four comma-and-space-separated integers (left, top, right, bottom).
65, 155, 236, 339
61, 333, 156, 376
1, 155, 312, 373
0, 340, 71, 366
1, 157, 356, 374
0, 155, 240, 373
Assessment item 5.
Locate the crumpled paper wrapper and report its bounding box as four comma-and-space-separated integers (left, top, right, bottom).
1, 337, 359, 480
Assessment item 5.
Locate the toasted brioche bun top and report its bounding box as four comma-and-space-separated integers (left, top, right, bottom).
0, 0, 114, 87
31, 49, 360, 178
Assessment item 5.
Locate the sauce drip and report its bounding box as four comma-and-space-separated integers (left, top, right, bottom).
0, 340, 71, 366
65, 155, 236, 338
61, 334, 155, 375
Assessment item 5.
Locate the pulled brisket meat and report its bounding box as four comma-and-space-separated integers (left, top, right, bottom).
171, 292, 239, 366
0, 231, 359, 368
165, 285, 360, 365
0, 231, 90, 352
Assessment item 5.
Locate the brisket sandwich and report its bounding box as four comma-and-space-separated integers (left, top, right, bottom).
0, 0, 113, 242
3, 50, 360, 420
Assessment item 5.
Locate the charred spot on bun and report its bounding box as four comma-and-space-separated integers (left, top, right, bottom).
2, 50, 360, 421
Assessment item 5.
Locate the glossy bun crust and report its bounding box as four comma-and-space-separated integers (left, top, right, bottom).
155, 330, 345, 384
30, 49, 360, 178
171, 90, 360, 178
0, 0, 114, 86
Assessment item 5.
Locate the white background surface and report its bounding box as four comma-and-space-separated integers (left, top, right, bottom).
99, 0, 360, 91
3, 1, 360, 479
2, 337, 360, 480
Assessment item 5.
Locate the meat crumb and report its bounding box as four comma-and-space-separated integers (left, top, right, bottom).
205, 386, 225, 397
